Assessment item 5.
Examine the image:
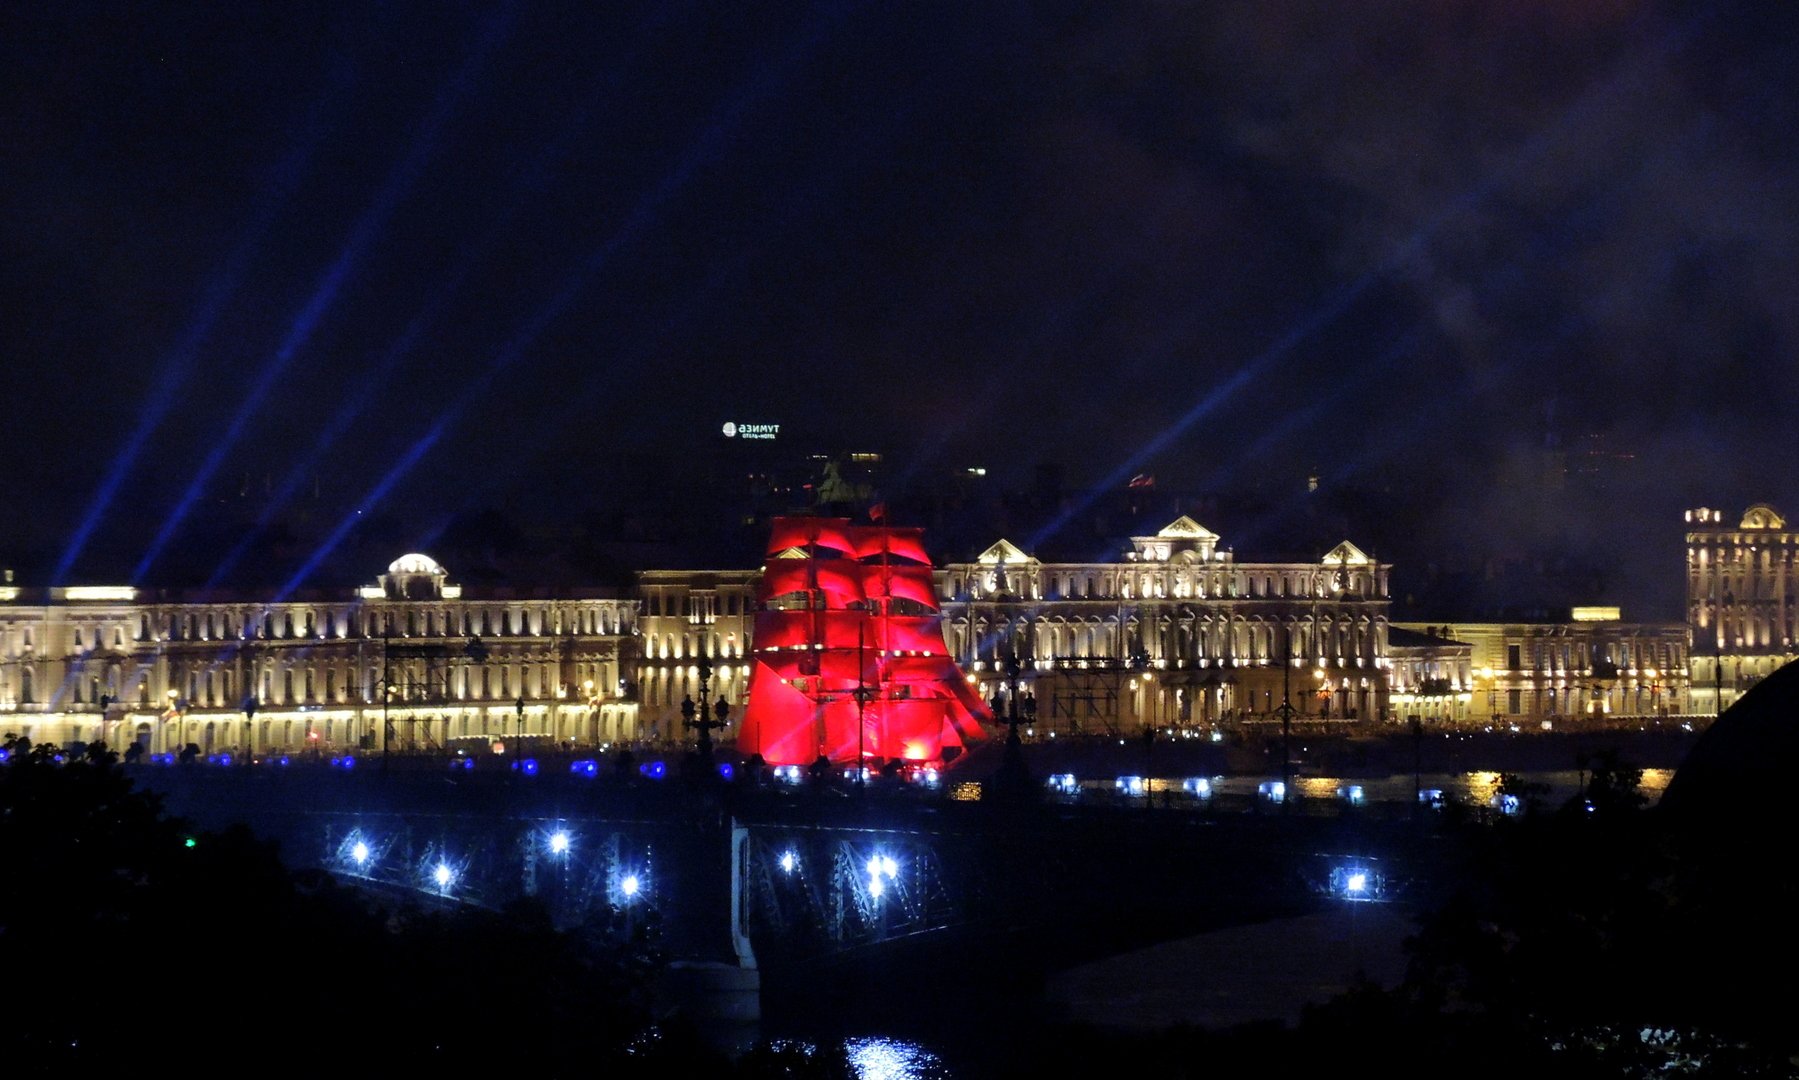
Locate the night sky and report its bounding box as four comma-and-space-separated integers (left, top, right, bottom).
4, 1, 1796, 610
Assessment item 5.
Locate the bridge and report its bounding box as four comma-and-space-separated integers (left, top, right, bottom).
134, 757, 1444, 1029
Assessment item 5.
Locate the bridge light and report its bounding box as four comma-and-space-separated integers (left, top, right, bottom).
881, 855, 898, 879
620, 874, 641, 898
779, 850, 797, 874
1331, 865, 1378, 901
868, 876, 885, 899
548, 830, 570, 855
433, 863, 454, 890
351, 841, 370, 866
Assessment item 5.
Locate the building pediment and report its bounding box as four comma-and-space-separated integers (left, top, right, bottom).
1740, 504, 1786, 530
1322, 541, 1372, 567
1156, 515, 1219, 541
976, 539, 1032, 565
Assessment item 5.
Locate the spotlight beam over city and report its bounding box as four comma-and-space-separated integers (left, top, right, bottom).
129, 9, 516, 584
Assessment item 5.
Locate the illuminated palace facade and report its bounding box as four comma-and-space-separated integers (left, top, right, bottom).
0, 555, 638, 755
630, 520, 1392, 740
1686, 504, 1799, 714
9, 505, 1772, 753
935, 518, 1394, 731
635, 569, 758, 744
1389, 615, 1689, 727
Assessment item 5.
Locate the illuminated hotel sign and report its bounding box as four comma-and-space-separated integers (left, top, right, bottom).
722, 421, 780, 440
1571, 606, 1622, 622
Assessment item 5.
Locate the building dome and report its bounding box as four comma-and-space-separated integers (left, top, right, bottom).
388, 553, 446, 577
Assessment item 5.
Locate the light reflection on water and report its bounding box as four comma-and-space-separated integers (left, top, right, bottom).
768, 1036, 952, 1080
845, 1036, 951, 1080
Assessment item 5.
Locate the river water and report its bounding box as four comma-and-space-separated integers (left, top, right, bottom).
782, 764, 1674, 1078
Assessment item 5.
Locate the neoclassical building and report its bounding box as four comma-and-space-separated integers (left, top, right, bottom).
634, 569, 758, 744
936, 517, 1394, 732
0, 555, 638, 756
1687, 503, 1798, 713
9, 504, 1753, 757
1391, 613, 1688, 728
631, 517, 1396, 739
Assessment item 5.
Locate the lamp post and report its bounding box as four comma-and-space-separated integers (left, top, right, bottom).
851, 682, 876, 793
1275, 632, 1298, 811
243, 696, 257, 766
165, 688, 183, 755
983, 656, 1034, 799
515, 695, 526, 763
1410, 713, 1423, 816
680, 658, 730, 777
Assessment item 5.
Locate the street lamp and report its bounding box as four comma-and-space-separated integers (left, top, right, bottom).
515, 695, 526, 762
97, 693, 113, 753
680, 659, 730, 777
851, 681, 876, 792
243, 695, 257, 766
1275, 638, 1297, 811
164, 688, 184, 755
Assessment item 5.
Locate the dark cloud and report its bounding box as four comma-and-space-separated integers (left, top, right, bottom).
1, 1, 1793, 607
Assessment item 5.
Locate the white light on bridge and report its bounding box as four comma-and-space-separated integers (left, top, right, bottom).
779, 850, 797, 874
548, 830, 570, 855
620, 874, 641, 898
433, 863, 454, 890
351, 841, 370, 866
1331, 864, 1379, 901
868, 876, 885, 899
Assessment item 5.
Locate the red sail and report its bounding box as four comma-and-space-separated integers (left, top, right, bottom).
761, 559, 866, 606
862, 563, 939, 610
766, 518, 855, 558
740, 516, 990, 766
847, 525, 930, 564
736, 660, 820, 766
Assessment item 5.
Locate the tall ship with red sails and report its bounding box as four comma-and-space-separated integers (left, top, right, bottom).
736, 515, 991, 767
